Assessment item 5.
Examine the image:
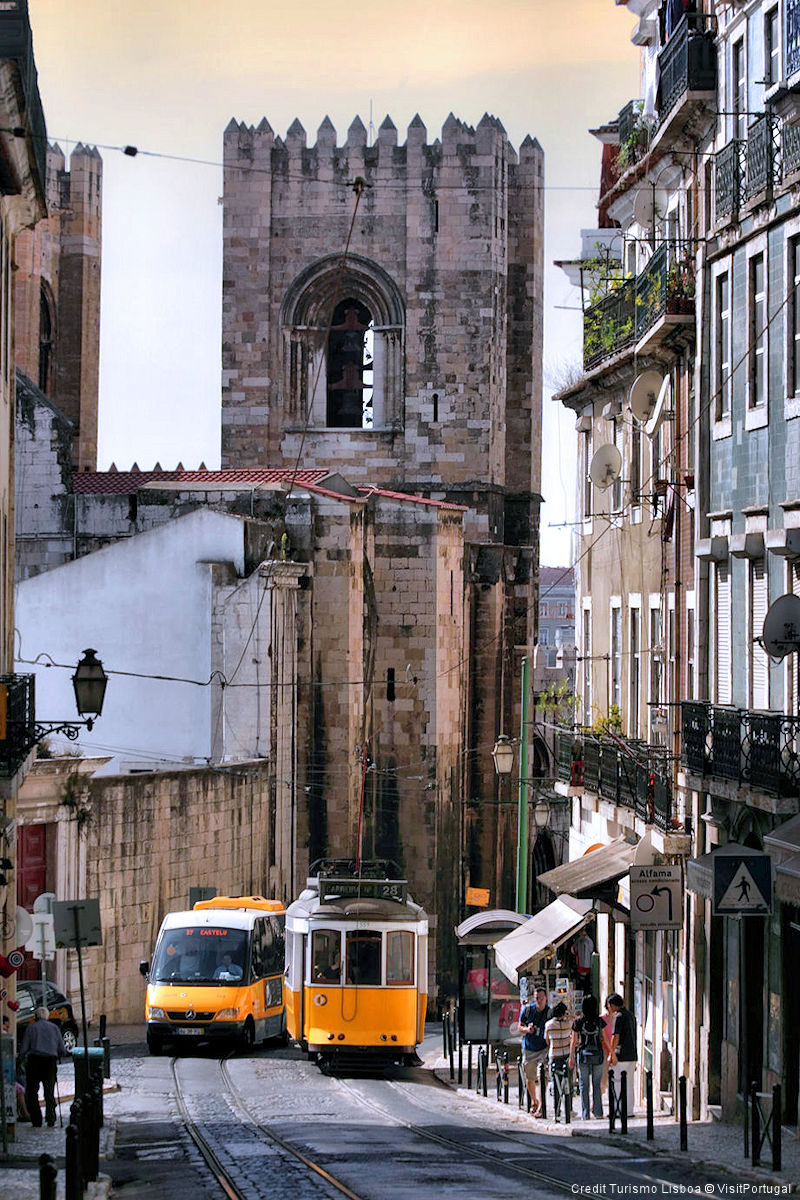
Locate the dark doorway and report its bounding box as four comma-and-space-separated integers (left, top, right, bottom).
708, 913, 724, 1105
16, 822, 48, 981
739, 915, 765, 1093
783, 905, 800, 1124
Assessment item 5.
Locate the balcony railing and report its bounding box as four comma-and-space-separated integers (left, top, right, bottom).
583, 277, 636, 371
681, 701, 800, 797
555, 727, 677, 831
715, 139, 745, 223
0, 673, 36, 778
745, 114, 780, 199
783, 122, 800, 177
657, 13, 717, 122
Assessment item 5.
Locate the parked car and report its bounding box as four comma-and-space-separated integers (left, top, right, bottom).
16, 980, 80, 1052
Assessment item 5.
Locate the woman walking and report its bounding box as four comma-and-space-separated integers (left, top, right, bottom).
569, 994, 607, 1120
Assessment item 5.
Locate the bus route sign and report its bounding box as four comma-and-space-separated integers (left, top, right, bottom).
629, 865, 683, 930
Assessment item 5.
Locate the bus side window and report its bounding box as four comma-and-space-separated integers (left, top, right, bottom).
250, 921, 264, 980
268, 915, 285, 972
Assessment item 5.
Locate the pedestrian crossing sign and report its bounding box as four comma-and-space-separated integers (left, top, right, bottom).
712, 852, 772, 916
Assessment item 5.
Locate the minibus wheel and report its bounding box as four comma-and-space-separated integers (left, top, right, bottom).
239, 1017, 255, 1050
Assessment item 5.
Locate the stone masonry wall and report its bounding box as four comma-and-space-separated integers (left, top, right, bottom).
83, 761, 272, 1024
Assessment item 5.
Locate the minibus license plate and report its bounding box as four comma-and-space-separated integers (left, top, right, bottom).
175, 1027, 203, 1035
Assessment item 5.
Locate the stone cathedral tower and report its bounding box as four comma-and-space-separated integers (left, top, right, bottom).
221, 112, 544, 925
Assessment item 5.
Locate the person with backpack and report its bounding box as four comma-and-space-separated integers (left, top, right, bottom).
606, 993, 638, 1117
569, 994, 607, 1119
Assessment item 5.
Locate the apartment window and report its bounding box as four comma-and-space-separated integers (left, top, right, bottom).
612, 419, 623, 513
582, 428, 592, 519
749, 558, 769, 709
733, 39, 746, 141
650, 606, 663, 712
716, 272, 731, 420
714, 562, 732, 705
686, 606, 695, 701
765, 8, 779, 86
749, 254, 767, 408
582, 606, 592, 723
792, 237, 800, 397
611, 606, 622, 712
629, 607, 641, 737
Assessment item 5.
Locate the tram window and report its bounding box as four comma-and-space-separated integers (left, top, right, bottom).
346, 931, 381, 986
386, 931, 414, 985
312, 930, 342, 984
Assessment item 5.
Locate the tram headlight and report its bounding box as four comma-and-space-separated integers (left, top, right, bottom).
148, 1006, 167, 1020
215, 1008, 241, 1020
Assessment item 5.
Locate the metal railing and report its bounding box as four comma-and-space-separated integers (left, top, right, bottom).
715, 139, 746, 223
554, 727, 676, 830
657, 13, 717, 121
681, 701, 800, 796
783, 122, 800, 177
583, 278, 636, 370
746, 114, 781, 199
0, 673, 36, 778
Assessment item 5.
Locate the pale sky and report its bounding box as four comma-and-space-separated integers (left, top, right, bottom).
28, 0, 639, 563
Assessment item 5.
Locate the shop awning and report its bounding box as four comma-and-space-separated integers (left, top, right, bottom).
765, 814, 800, 905
493, 896, 593, 985
536, 837, 642, 899
454, 909, 528, 947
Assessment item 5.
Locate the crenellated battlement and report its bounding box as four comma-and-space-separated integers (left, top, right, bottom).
222, 111, 540, 171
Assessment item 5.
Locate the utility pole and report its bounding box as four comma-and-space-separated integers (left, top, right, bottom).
516, 655, 530, 914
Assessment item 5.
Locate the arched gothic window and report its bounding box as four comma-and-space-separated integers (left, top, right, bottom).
38, 283, 54, 394
282, 254, 403, 431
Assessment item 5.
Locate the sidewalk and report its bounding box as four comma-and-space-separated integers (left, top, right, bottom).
0, 1062, 116, 1200
426, 1047, 800, 1190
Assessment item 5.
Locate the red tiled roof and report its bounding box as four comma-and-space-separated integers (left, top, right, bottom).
72, 468, 331, 495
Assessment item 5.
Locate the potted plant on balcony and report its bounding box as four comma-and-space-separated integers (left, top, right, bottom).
666, 260, 695, 314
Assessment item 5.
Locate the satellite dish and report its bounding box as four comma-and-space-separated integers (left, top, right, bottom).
762, 594, 800, 659
589, 443, 622, 490
632, 185, 669, 233
16, 906, 34, 944
645, 374, 672, 437
629, 371, 663, 423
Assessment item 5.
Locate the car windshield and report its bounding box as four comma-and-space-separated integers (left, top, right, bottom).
151, 925, 249, 983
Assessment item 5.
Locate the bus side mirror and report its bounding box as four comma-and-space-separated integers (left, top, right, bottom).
139, 960, 150, 979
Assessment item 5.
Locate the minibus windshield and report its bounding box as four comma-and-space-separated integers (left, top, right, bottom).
152, 926, 249, 983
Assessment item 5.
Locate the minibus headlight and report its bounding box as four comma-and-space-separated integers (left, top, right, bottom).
148, 1006, 167, 1020
215, 1008, 240, 1020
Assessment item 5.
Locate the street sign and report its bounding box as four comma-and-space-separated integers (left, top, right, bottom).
465, 887, 490, 908
629, 865, 683, 930
52, 899, 102, 948
713, 852, 772, 915
25, 912, 55, 961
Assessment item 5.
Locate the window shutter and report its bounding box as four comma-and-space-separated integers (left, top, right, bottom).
750, 559, 768, 708
716, 563, 732, 704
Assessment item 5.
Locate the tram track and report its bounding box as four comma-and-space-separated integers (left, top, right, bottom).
171, 1055, 366, 1200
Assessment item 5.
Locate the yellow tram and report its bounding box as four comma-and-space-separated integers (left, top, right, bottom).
285, 860, 428, 1067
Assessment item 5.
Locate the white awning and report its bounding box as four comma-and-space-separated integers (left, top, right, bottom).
493, 895, 594, 985
536, 837, 642, 898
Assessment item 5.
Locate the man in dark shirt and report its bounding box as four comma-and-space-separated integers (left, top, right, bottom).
606, 993, 637, 1116
19, 1007, 68, 1127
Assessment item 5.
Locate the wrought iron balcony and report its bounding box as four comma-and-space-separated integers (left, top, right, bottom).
583, 277, 636, 371
681, 701, 800, 798
554, 727, 676, 832
715, 140, 745, 224
783, 122, 800, 178
657, 13, 717, 127
635, 243, 695, 352
0, 673, 35, 778
746, 114, 780, 199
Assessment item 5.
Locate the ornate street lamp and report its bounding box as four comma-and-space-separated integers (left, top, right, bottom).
71, 649, 108, 731
491, 734, 514, 777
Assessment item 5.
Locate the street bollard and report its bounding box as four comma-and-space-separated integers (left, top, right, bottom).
751, 1082, 760, 1167
772, 1084, 782, 1172
620, 1069, 628, 1135
458, 1040, 463, 1086
65, 1122, 81, 1200
448, 1019, 454, 1082
467, 1043, 473, 1091
39, 1152, 57, 1200
608, 1069, 616, 1132
646, 1070, 654, 1141
442, 1013, 449, 1060
518, 1058, 526, 1110
679, 1075, 687, 1152
503, 1056, 509, 1104
539, 1061, 547, 1121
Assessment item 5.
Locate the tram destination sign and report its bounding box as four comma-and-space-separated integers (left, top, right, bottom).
629, 865, 683, 931
321, 877, 407, 903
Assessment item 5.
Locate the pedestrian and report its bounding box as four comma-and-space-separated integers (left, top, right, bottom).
544, 1001, 573, 1121
569, 994, 607, 1119
606, 993, 637, 1117
18, 1006, 68, 1128
518, 985, 549, 1116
